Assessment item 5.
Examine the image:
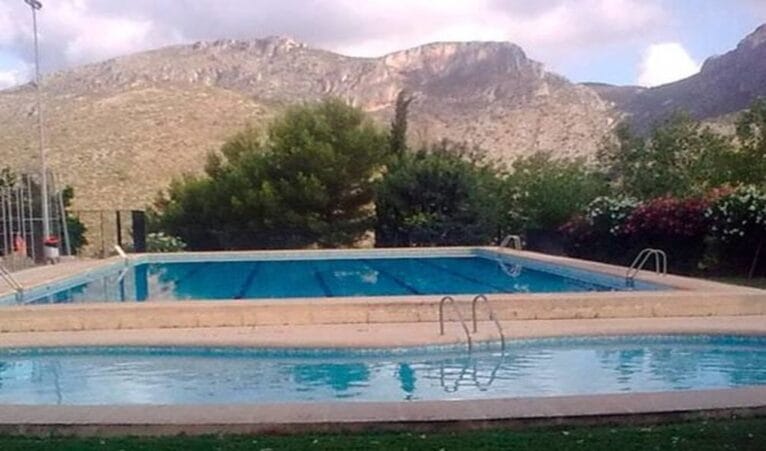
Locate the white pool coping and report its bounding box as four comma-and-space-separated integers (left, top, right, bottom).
1, 387, 764, 436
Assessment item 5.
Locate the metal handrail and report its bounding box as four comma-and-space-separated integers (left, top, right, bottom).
438, 296, 473, 352
116, 266, 131, 284
0, 262, 24, 303
471, 295, 506, 351
626, 248, 667, 283
497, 257, 522, 278
500, 234, 523, 250
114, 245, 129, 266
439, 357, 506, 393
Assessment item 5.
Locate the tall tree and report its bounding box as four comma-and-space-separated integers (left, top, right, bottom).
389, 90, 414, 158
600, 113, 737, 199
375, 141, 501, 247
503, 152, 608, 231
735, 97, 766, 186
153, 99, 390, 250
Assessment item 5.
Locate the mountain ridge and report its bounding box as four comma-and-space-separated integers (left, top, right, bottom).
2, 24, 765, 210
0, 37, 613, 210
605, 24, 766, 130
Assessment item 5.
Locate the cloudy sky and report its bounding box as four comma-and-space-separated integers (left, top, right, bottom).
1, 0, 765, 90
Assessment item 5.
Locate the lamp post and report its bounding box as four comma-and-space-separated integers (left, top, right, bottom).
24, 0, 52, 248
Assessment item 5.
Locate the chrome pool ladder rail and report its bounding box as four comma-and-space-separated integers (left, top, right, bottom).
471, 295, 506, 351
497, 256, 522, 278
438, 296, 473, 352
626, 248, 668, 284
0, 261, 24, 303
114, 245, 129, 266
500, 234, 523, 250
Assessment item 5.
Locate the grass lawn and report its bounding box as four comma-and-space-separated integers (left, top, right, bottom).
1, 417, 764, 451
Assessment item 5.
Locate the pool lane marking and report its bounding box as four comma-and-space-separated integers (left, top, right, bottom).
312, 264, 334, 297
361, 259, 421, 295
418, 258, 509, 293
234, 263, 261, 300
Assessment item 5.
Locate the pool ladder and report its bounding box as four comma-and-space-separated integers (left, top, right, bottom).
439, 295, 506, 353
626, 248, 668, 286
499, 234, 523, 250
0, 261, 24, 303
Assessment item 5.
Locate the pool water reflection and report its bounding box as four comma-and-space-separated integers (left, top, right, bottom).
0, 336, 763, 405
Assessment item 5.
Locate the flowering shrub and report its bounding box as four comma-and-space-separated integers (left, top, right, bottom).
559, 196, 638, 263
706, 185, 766, 242
624, 197, 710, 239
583, 196, 639, 236
146, 232, 187, 253
622, 196, 711, 271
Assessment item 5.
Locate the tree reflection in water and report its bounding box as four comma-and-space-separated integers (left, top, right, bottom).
291, 363, 371, 393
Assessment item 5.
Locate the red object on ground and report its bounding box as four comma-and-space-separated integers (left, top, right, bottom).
14, 235, 27, 255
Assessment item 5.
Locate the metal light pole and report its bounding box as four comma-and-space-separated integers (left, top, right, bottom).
24, 0, 51, 244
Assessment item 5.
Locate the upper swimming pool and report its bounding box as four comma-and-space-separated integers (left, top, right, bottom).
0, 335, 763, 405
15, 249, 666, 304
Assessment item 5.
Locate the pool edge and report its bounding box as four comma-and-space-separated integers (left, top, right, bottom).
1, 387, 764, 437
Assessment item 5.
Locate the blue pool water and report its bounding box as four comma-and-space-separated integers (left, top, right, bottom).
21, 254, 664, 304
0, 336, 763, 405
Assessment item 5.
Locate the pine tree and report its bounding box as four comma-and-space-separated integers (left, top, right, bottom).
389, 90, 413, 158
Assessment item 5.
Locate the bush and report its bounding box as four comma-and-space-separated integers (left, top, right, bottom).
560, 196, 639, 264
583, 196, 639, 237
706, 185, 766, 276
599, 115, 739, 200
503, 152, 608, 232
375, 142, 501, 247
623, 196, 710, 272
146, 232, 187, 253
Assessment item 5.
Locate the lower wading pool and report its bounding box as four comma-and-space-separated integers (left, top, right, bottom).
0, 335, 764, 405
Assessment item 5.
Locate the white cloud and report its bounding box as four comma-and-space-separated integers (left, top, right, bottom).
637, 42, 700, 87
336, 0, 665, 58
0, 70, 22, 89
0, 0, 182, 73
0, 0, 666, 75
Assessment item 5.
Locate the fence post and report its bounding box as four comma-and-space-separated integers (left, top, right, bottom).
132, 211, 146, 253
116, 211, 123, 249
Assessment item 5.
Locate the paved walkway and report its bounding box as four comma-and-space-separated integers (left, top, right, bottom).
0, 258, 116, 298
2, 316, 764, 349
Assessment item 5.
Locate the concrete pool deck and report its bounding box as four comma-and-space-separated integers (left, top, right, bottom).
1, 387, 765, 437
1, 316, 766, 349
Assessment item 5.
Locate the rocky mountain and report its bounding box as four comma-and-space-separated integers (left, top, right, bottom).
0, 37, 613, 210
600, 24, 766, 130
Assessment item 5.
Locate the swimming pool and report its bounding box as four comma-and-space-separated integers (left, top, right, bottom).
14, 249, 666, 304
0, 336, 763, 405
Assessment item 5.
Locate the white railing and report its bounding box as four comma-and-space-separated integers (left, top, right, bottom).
438, 296, 473, 352
0, 261, 24, 303
471, 295, 506, 351
114, 245, 130, 266
438, 295, 508, 353
626, 248, 668, 284
499, 234, 523, 250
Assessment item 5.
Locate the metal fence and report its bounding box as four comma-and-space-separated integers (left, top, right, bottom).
0, 171, 71, 271
68, 210, 146, 258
